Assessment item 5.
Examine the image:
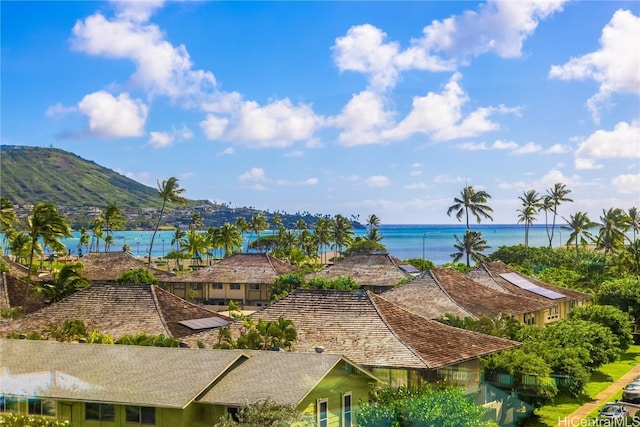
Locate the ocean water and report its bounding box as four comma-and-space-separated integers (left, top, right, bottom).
15, 224, 563, 266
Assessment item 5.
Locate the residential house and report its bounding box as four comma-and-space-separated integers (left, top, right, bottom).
380, 266, 555, 326
0, 282, 230, 339
466, 261, 591, 325
0, 338, 378, 427
163, 253, 297, 307
306, 253, 413, 292
182, 289, 520, 390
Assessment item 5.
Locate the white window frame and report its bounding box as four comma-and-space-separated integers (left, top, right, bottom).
317, 398, 328, 427
342, 392, 352, 427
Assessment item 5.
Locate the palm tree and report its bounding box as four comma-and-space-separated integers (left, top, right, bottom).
295, 219, 307, 246
313, 217, 332, 264
447, 185, 494, 231
181, 230, 208, 267
171, 228, 187, 251
78, 227, 90, 256
542, 183, 573, 248
332, 214, 354, 256
624, 207, 640, 243
35, 262, 89, 304
561, 211, 598, 257
517, 190, 541, 247
8, 232, 31, 264
235, 217, 250, 253
597, 207, 628, 259
101, 203, 125, 252
90, 217, 104, 253
219, 222, 242, 258
149, 177, 187, 266
366, 214, 382, 241
26, 203, 72, 278
272, 214, 283, 236
451, 230, 490, 267
189, 212, 204, 232
249, 214, 269, 252
1, 197, 17, 251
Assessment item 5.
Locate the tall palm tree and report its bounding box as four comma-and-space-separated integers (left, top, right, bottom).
189, 212, 204, 232
624, 207, 640, 243
542, 183, 573, 248
313, 217, 332, 264
181, 230, 208, 267
447, 185, 494, 231
26, 203, 72, 278
271, 214, 283, 236
149, 177, 187, 266
517, 190, 541, 247
332, 214, 354, 256
249, 214, 269, 252
8, 232, 31, 264
90, 217, 104, 253
295, 219, 307, 246
451, 230, 490, 267
235, 217, 250, 253
597, 207, 628, 259
561, 211, 598, 257
35, 262, 89, 304
1, 197, 17, 244
219, 222, 242, 258
171, 228, 187, 252
101, 203, 125, 252
366, 213, 382, 241
78, 227, 90, 256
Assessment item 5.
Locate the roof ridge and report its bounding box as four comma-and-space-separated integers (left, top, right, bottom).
149, 285, 173, 337
427, 269, 476, 319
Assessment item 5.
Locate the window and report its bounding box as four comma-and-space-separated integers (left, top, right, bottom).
229, 284, 241, 290
342, 393, 352, 427
523, 312, 536, 326
86, 403, 115, 421
0, 395, 18, 413
317, 399, 328, 427
227, 407, 240, 422
249, 284, 260, 291
28, 399, 55, 416
174, 283, 185, 290
547, 305, 559, 321
190, 283, 201, 291
212, 283, 223, 290
126, 406, 156, 424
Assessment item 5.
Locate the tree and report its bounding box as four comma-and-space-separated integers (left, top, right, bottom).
517, 190, 541, 247
218, 222, 243, 258
1, 197, 17, 248
189, 212, 204, 232
34, 262, 89, 303
101, 203, 125, 252
115, 268, 158, 284
78, 226, 90, 256
332, 214, 354, 256
235, 217, 250, 252
542, 183, 573, 248
214, 315, 297, 351
181, 230, 208, 267
447, 185, 494, 231
451, 230, 490, 267
597, 207, 628, 259
561, 211, 598, 257
213, 399, 304, 427
26, 203, 72, 278
597, 278, 640, 327
170, 228, 186, 251
342, 238, 387, 255
8, 232, 31, 264
624, 207, 640, 243
313, 217, 332, 264
569, 304, 634, 351
249, 214, 269, 252
148, 177, 187, 266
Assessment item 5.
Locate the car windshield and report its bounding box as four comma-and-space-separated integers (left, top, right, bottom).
626, 383, 640, 390
601, 405, 623, 414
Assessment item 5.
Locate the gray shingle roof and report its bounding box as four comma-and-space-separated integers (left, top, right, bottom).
199, 350, 376, 406
0, 282, 229, 339
0, 338, 246, 408
183, 289, 520, 369
466, 261, 591, 303
176, 253, 297, 283
307, 254, 410, 288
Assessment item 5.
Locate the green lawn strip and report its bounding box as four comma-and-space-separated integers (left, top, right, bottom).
522, 345, 640, 427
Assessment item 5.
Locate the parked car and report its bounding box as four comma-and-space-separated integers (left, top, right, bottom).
622, 381, 640, 403
598, 402, 630, 421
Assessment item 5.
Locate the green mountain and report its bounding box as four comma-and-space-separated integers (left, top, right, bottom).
1, 145, 176, 208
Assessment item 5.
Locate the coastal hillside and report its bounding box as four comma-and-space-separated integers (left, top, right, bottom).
0, 145, 162, 208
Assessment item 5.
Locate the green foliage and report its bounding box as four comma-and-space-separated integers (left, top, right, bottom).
213, 398, 305, 427
213, 316, 297, 351
45, 318, 88, 342
569, 304, 634, 351
87, 329, 114, 344
358, 384, 496, 427
404, 258, 435, 271
7, 331, 45, 340
271, 272, 306, 301
343, 239, 388, 255
0, 307, 24, 320
439, 313, 524, 341
0, 414, 72, 427
597, 277, 640, 326
270, 272, 360, 300
115, 268, 158, 284
33, 262, 89, 303
305, 275, 360, 291
114, 333, 180, 347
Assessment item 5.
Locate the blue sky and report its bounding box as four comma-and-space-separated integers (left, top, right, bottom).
2, 1, 639, 224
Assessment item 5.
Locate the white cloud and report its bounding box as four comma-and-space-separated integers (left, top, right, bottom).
410, 162, 423, 168
492, 140, 519, 150
575, 158, 603, 170
405, 182, 428, 189
549, 10, 640, 123
432, 174, 466, 184
329, 90, 393, 146
365, 175, 391, 187
277, 177, 319, 186
284, 150, 304, 157
458, 142, 487, 150
511, 141, 542, 155
200, 115, 229, 140
545, 144, 570, 154
611, 173, 640, 194
239, 167, 265, 182
147, 125, 193, 148
218, 147, 234, 156
410, 170, 422, 177
46, 103, 77, 117
78, 90, 147, 137
576, 121, 640, 160
71, 6, 215, 101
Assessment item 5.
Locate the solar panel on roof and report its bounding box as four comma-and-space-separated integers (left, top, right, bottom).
400, 265, 420, 273
499, 273, 565, 300
178, 317, 229, 330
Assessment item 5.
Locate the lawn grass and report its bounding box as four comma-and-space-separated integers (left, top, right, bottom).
521, 345, 640, 427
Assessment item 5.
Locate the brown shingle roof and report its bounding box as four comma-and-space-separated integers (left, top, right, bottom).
0, 282, 229, 339
466, 261, 591, 303
307, 254, 410, 288
78, 252, 176, 281
183, 289, 519, 369
176, 253, 297, 283
0, 257, 47, 313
